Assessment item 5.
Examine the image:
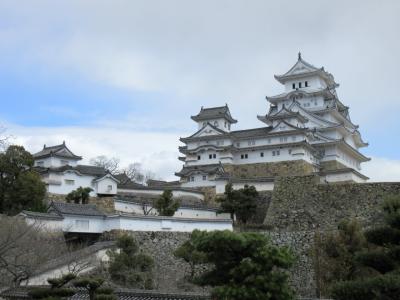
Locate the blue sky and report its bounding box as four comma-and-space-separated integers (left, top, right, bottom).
1, 0, 400, 181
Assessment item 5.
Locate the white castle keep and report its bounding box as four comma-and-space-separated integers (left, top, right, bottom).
176, 54, 370, 190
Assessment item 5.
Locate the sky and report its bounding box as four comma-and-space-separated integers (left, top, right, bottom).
0, 0, 400, 181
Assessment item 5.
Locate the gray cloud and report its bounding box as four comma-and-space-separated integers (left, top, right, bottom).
0, 0, 399, 179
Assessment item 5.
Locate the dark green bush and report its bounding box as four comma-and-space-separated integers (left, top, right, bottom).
356, 250, 396, 274
331, 274, 400, 300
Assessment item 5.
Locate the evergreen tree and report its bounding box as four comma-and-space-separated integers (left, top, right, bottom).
0, 145, 46, 215
73, 276, 116, 300
218, 183, 258, 224
189, 230, 295, 300
108, 234, 154, 289
174, 237, 207, 280
66, 187, 93, 204
331, 195, 400, 300
29, 273, 76, 299
154, 190, 179, 216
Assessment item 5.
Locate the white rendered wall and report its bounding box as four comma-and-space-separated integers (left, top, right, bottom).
23, 249, 110, 286
117, 188, 204, 201
323, 171, 366, 183
28, 214, 232, 233
35, 157, 78, 168
95, 177, 118, 195
24, 217, 64, 231
114, 200, 230, 219
215, 180, 274, 194
46, 172, 96, 195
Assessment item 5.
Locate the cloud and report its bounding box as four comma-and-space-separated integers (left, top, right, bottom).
363, 157, 400, 182
1, 0, 400, 129
6, 122, 186, 181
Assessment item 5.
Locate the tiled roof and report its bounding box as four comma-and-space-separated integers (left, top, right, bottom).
49, 202, 106, 217
37, 165, 108, 178
191, 105, 237, 123
0, 287, 210, 300
175, 164, 224, 177
147, 179, 180, 188
116, 195, 219, 210
20, 210, 64, 220
33, 142, 82, 160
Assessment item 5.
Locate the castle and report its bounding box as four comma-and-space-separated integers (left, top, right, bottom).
176, 54, 370, 192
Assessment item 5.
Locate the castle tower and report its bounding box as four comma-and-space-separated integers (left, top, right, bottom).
176, 54, 370, 190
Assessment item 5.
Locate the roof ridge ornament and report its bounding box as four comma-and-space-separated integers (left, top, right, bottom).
298, 52, 302, 61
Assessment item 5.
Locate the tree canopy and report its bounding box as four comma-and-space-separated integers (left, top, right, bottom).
218, 183, 258, 224
66, 186, 93, 204
108, 234, 154, 289
154, 190, 179, 216
320, 195, 400, 300
0, 145, 47, 215
186, 230, 295, 300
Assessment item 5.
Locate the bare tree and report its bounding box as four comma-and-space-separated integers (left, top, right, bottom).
0, 215, 67, 286
0, 125, 10, 151
142, 202, 154, 216
123, 162, 144, 183
89, 156, 120, 175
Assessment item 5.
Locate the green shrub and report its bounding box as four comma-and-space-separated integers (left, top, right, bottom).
331, 274, 400, 300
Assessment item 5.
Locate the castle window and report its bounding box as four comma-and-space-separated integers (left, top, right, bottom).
260, 152, 264, 157
213, 154, 216, 159
224, 121, 227, 128
299, 82, 302, 88
209, 154, 212, 159
277, 150, 280, 155
245, 154, 248, 159
190, 176, 195, 182
75, 220, 89, 230
241, 154, 248, 159
236, 142, 240, 147
248, 140, 255, 146
292, 83, 295, 89
272, 151, 276, 156
202, 175, 207, 181
61, 160, 69, 166
305, 81, 308, 87
197, 155, 201, 160
64, 179, 75, 185
267, 138, 271, 143
228, 124, 231, 130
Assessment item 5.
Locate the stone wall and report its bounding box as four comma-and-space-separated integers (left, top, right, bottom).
223, 160, 315, 178
45, 193, 115, 214
264, 175, 400, 231
100, 230, 316, 297
319, 160, 348, 171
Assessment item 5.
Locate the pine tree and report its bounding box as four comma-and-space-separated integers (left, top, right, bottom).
154, 190, 179, 216
331, 195, 400, 300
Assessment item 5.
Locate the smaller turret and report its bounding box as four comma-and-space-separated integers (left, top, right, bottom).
190, 104, 237, 132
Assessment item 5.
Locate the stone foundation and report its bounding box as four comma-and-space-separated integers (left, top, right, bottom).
319, 160, 348, 171
45, 193, 115, 214
223, 160, 315, 178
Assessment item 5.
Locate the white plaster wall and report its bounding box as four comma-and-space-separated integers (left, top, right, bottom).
117, 188, 204, 200
114, 200, 230, 220
96, 177, 118, 195
23, 249, 110, 286
196, 118, 230, 131
47, 172, 96, 195
117, 215, 232, 232
284, 75, 327, 92
35, 157, 78, 168
324, 172, 366, 183
24, 217, 64, 231
63, 215, 107, 233
30, 214, 232, 233
215, 180, 274, 194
